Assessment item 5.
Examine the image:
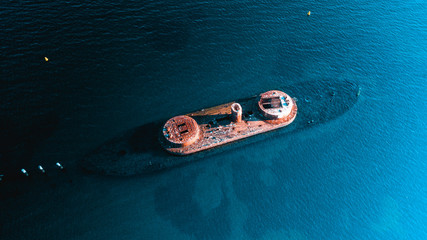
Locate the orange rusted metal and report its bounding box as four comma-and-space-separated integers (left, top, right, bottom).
258, 90, 294, 121
230, 103, 242, 123
162, 115, 200, 147
159, 90, 297, 155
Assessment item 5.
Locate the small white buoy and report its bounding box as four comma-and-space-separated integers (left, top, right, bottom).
56, 162, 64, 170
38, 165, 46, 174
44, 57, 49, 62
21, 169, 29, 176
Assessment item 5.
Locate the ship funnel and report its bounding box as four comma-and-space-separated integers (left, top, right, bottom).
231, 103, 242, 123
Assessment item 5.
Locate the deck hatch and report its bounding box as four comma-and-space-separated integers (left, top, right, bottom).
261, 97, 282, 109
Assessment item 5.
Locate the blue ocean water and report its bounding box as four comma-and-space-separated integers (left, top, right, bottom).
0, 0, 426, 239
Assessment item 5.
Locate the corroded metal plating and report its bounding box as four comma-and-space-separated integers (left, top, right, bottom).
162, 115, 200, 147
230, 103, 242, 123
160, 90, 297, 155
257, 90, 293, 120
264, 98, 297, 124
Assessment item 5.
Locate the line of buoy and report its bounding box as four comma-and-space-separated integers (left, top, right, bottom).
0, 162, 65, 181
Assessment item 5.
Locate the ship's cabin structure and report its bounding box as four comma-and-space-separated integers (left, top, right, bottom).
258, 90, 294, 121
160, 90, 297, 155
162, 115, 200, 147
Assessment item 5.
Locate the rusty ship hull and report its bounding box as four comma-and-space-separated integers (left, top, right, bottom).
160, 90, 297, 155
81, 79, 359, 176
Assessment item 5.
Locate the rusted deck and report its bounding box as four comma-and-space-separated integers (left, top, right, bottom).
160, 90, 297, 155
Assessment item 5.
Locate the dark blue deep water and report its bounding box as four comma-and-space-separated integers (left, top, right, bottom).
1, 1, 426, 239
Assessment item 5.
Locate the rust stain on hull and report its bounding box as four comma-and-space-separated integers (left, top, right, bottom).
159, 90, 297, 155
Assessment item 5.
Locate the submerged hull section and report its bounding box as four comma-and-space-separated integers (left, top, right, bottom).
81, 79, 359, 176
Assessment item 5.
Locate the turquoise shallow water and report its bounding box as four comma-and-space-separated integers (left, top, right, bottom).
0, 0, 426, 239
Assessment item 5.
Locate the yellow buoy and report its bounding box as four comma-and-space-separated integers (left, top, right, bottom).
307, 11, 311, 16
44, 57, 49, 62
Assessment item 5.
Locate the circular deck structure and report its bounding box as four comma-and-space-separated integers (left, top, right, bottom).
258, 90, 296, 123
162, 115, 200, 147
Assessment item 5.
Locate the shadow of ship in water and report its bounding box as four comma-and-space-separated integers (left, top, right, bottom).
81, 79, 359, 176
